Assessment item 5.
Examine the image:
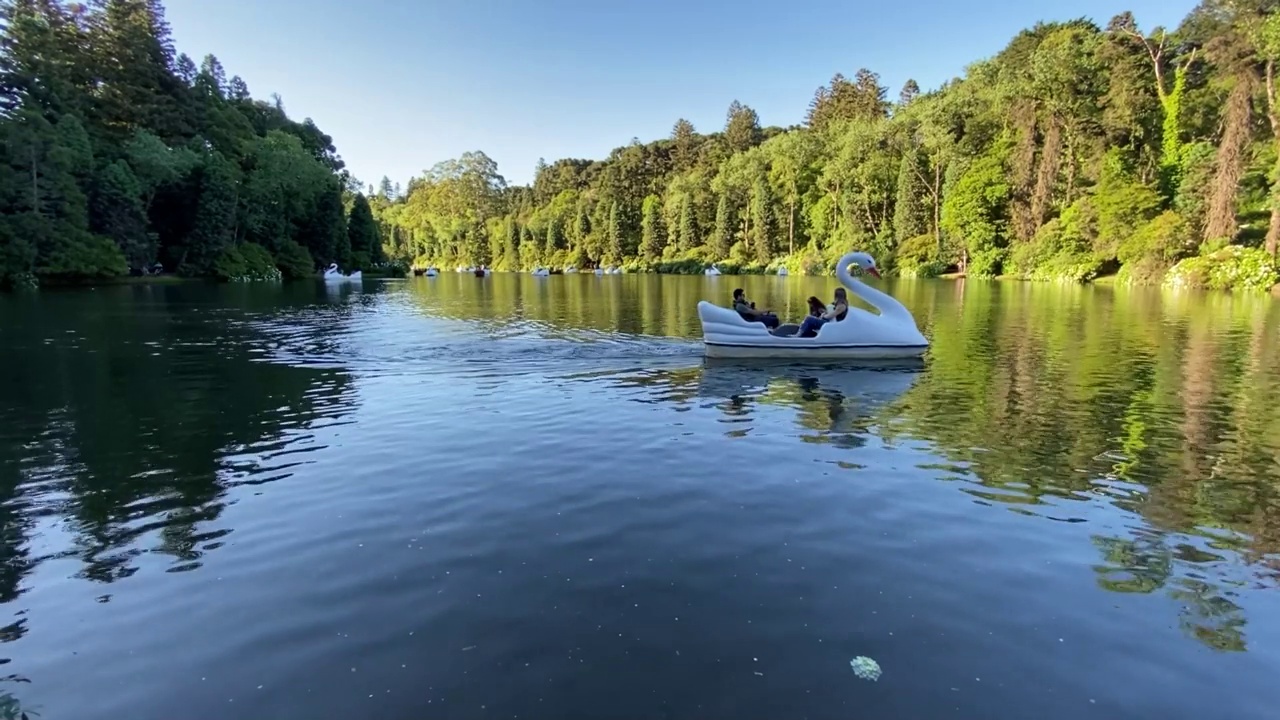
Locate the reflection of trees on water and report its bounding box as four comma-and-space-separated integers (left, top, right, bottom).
0, 284, 356, 603
882, 283, 1278, 652
581, 280, 1280, 653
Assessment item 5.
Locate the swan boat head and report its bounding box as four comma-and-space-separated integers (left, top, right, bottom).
843, 252, 880, 279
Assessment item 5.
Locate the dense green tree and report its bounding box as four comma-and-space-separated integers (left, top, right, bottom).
807, 70, 890, 131
942, 152, 1011, 277
544, 217, 561, 257
299, 181, 345, 268
671, 118, 698, 171
607, 201, 623, 262
0, 0, 353, 287
639, 194, 665, 260
678, 196, 697, 254
894, 149, 929, 242
179, 152, 237, 275
750, 175, 777, 263
9, 0, 1245, 287
711, 194, 734, 258
91, 159, 151, 268
724, 100, 762, 153
347, 192, 379, 268
899, 79, 921, 107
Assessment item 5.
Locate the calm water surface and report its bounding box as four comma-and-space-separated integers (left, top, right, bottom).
1, 274, 1278, 719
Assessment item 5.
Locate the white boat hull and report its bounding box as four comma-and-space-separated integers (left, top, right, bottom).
703, 341, 928, 360
323, 271, 362, 283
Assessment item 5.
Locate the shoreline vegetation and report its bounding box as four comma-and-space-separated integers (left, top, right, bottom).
363, 1, 1280, 295
1, 2, 1279, 294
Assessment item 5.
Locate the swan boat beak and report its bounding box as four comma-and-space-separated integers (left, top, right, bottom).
866, 267, 881, 278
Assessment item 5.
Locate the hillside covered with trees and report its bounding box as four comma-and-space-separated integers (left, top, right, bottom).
371, 1, 1280, 290
0, 0, 383, 289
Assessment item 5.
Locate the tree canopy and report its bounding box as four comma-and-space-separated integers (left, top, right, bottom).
368, 2, 1280, 288
0, 0, 371, 288
6, 1, 1280, 290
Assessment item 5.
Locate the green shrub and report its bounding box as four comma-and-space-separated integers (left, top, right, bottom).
362, 260, 409, 278
894, 234, 946, 278
650, 258, 707, 274
1114, 211, 1195, 285
274, 240, 315, 279
1116, 256, 1172, 285
1, 271, 37, 290
799, 251, 829, 276
1008, 207, 1105, 283
968, 247, 1007, 278
1118, 211, 1195, 265
1165, 245, 1280, 292
213, 243, 282, 282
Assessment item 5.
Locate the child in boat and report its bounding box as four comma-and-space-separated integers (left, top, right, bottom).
733, 288, 780, 329
798, 288, 848, 338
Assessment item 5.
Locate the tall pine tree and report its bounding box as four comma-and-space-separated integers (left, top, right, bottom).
639, 194, 665, 260
893, 149, 928, 242
711, 194, 733, 258
346, 192, 380, 267
750, 177, 776, 263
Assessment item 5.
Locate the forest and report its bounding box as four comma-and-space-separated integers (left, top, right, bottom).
3, 1, 1280, 291
0, 0, 382, 289
371, 0, 1280, 290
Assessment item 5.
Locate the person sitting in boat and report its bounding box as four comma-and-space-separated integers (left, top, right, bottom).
806, 296, 826, 319
733, 288, 779, 329
798, 288, 848, 338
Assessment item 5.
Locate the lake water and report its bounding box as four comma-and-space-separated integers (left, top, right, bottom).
0, 273, 1278, 720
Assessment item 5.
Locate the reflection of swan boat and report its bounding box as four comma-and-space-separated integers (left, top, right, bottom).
684, 360, 922, 439
323, 263, 362, 283
695, 359, 922, 406
696, 251, 928, 360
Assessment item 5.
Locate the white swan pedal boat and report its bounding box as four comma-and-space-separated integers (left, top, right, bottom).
696, 251, 928, 360
323, 263, 362, 283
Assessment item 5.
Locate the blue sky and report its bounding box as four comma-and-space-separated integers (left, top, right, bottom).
165, 0, 1198, 188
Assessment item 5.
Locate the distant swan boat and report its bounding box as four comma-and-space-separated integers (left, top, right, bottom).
323, 263, 362, 283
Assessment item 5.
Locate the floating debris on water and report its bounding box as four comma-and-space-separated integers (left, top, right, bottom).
850, 656, 881, 681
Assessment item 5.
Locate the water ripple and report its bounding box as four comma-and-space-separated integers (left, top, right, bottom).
0, 278, 1277, 720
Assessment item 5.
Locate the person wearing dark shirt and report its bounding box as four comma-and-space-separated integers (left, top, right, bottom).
732, 288, 779, 329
